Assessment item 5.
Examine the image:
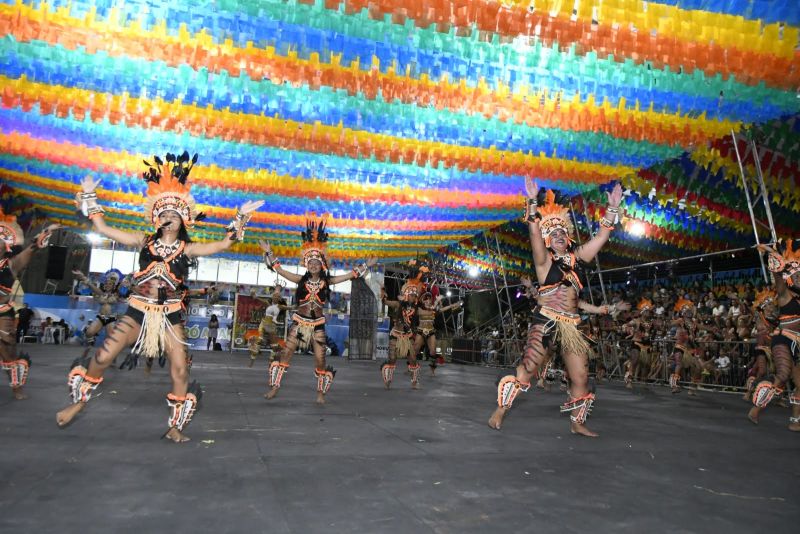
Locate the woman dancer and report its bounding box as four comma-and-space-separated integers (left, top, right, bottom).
380, 268, 426, 389
71, 268, 124, 358
749, 242, 800, 431
0, 208, 58, 399
742, 288, 776, 401
488, 180, 622, 436
669, 298, 703, 395
56, 152, 262, 442
260, 216, 377, 404
414, 292, 462, 380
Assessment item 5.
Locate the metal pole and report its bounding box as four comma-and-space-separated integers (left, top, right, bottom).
596, 245, 755, 275
569, 203, 596, 305
731, 130, 769, 283
579, 202, 608, 303
750, 140, 779, 245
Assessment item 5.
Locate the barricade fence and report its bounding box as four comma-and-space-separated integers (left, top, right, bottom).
447, 333, 760, 393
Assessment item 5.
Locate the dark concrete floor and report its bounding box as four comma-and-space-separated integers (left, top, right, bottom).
1, 345, 797, 533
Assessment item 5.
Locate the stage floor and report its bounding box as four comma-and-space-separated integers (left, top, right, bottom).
1, 345, 797, 533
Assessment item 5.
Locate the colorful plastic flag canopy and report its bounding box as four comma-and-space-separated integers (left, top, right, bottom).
0, 0, 798, 274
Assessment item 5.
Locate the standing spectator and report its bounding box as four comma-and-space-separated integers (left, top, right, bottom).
15, 303, 34, 342
207, 314, 219, 350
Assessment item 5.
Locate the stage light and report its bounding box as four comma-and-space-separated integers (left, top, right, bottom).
468, 266, 479, 278
629, 221, 645, 237
446, 290, 452, 297
87, 232, 103, 244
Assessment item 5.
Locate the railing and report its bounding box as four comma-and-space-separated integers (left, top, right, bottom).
454, 331, 759, 393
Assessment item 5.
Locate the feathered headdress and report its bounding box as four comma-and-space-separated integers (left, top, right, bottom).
673, 297, 694, 312
538, 190, 574, 248
637, 298, 653, 312
400, 260, 428, 303
100, 268, 124, 289
752, 288, 776, 311
767, 239, 800, 286
301, 214, 329, 270
0, 206, 24, 252
142, 151, 205, 229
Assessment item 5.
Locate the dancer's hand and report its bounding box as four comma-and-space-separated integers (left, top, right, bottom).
606, 183, 623, 208
524, 177, 538, 199
239, 199, 264, 215
366, 257, 378, 268
258, 239, 272, 254
42, 223, 61, 234
71, 269, 86, 279
615, 302, 632, 312
520, 275, 532, 288
80, 175, 100, 193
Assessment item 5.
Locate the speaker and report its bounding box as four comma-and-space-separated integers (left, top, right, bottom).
45, 245, 68, 280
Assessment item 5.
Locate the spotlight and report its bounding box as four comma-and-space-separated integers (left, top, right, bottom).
86, 232, 103, 244
468, 266, 479, 278
446, 290, 452, 297
629, 221, 645, 237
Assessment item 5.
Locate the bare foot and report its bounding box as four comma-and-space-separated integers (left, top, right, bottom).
625, 382, 633, 390
570, 422, 599, 437
411, 381, 420, 390
315, 392, 325, 405
384, 381, 391, 390
12, 387, 27, 400
265, 387, 279, 399
688, 389, 697, 397
56, 402, 86, 427
488, 407, 507, 430
248, 359, 255, 368
788, 421, 800, 432
671, 387, 681, 394
747, 407, 760, 425
163, 427, 190, 443
742, 394, 751, 401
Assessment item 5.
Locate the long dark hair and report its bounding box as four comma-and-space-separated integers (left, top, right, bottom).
297, 270, 331, 302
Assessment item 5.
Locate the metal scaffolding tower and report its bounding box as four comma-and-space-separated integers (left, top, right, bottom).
483, 232, 519, 364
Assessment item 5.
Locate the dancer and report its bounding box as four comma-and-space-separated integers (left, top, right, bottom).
749, 242, 800, 430
256, 287, 287, 366
488, 180, 623, 436
414, 292, 462, 380
380, 268, 426, 389
0, 208, 58, 399
260, 216, 377, 404
71, 268, 124, 358
742, 288, 777, 401
623, 298, 655, 388
669, 298, 702, 395
56, 152, 263, 442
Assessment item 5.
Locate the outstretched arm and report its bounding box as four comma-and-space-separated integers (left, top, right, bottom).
186, 200, 264, 257
330, 257, 378, 285
76, 175, 145, 248
10, 224, 60, 275
259, 239, 303, 284
575, 183, 623, 263
70, 269, 103, 296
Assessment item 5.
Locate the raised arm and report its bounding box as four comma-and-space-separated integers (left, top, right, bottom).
329, 257, 378, 285
259, 239, 303, 284
76, 175, 145, 248
9, 224, 60, 275
70, 269, 103, 296
523, 178, 550, 270
186, 200, 264, 257
575, 183, 623, 263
